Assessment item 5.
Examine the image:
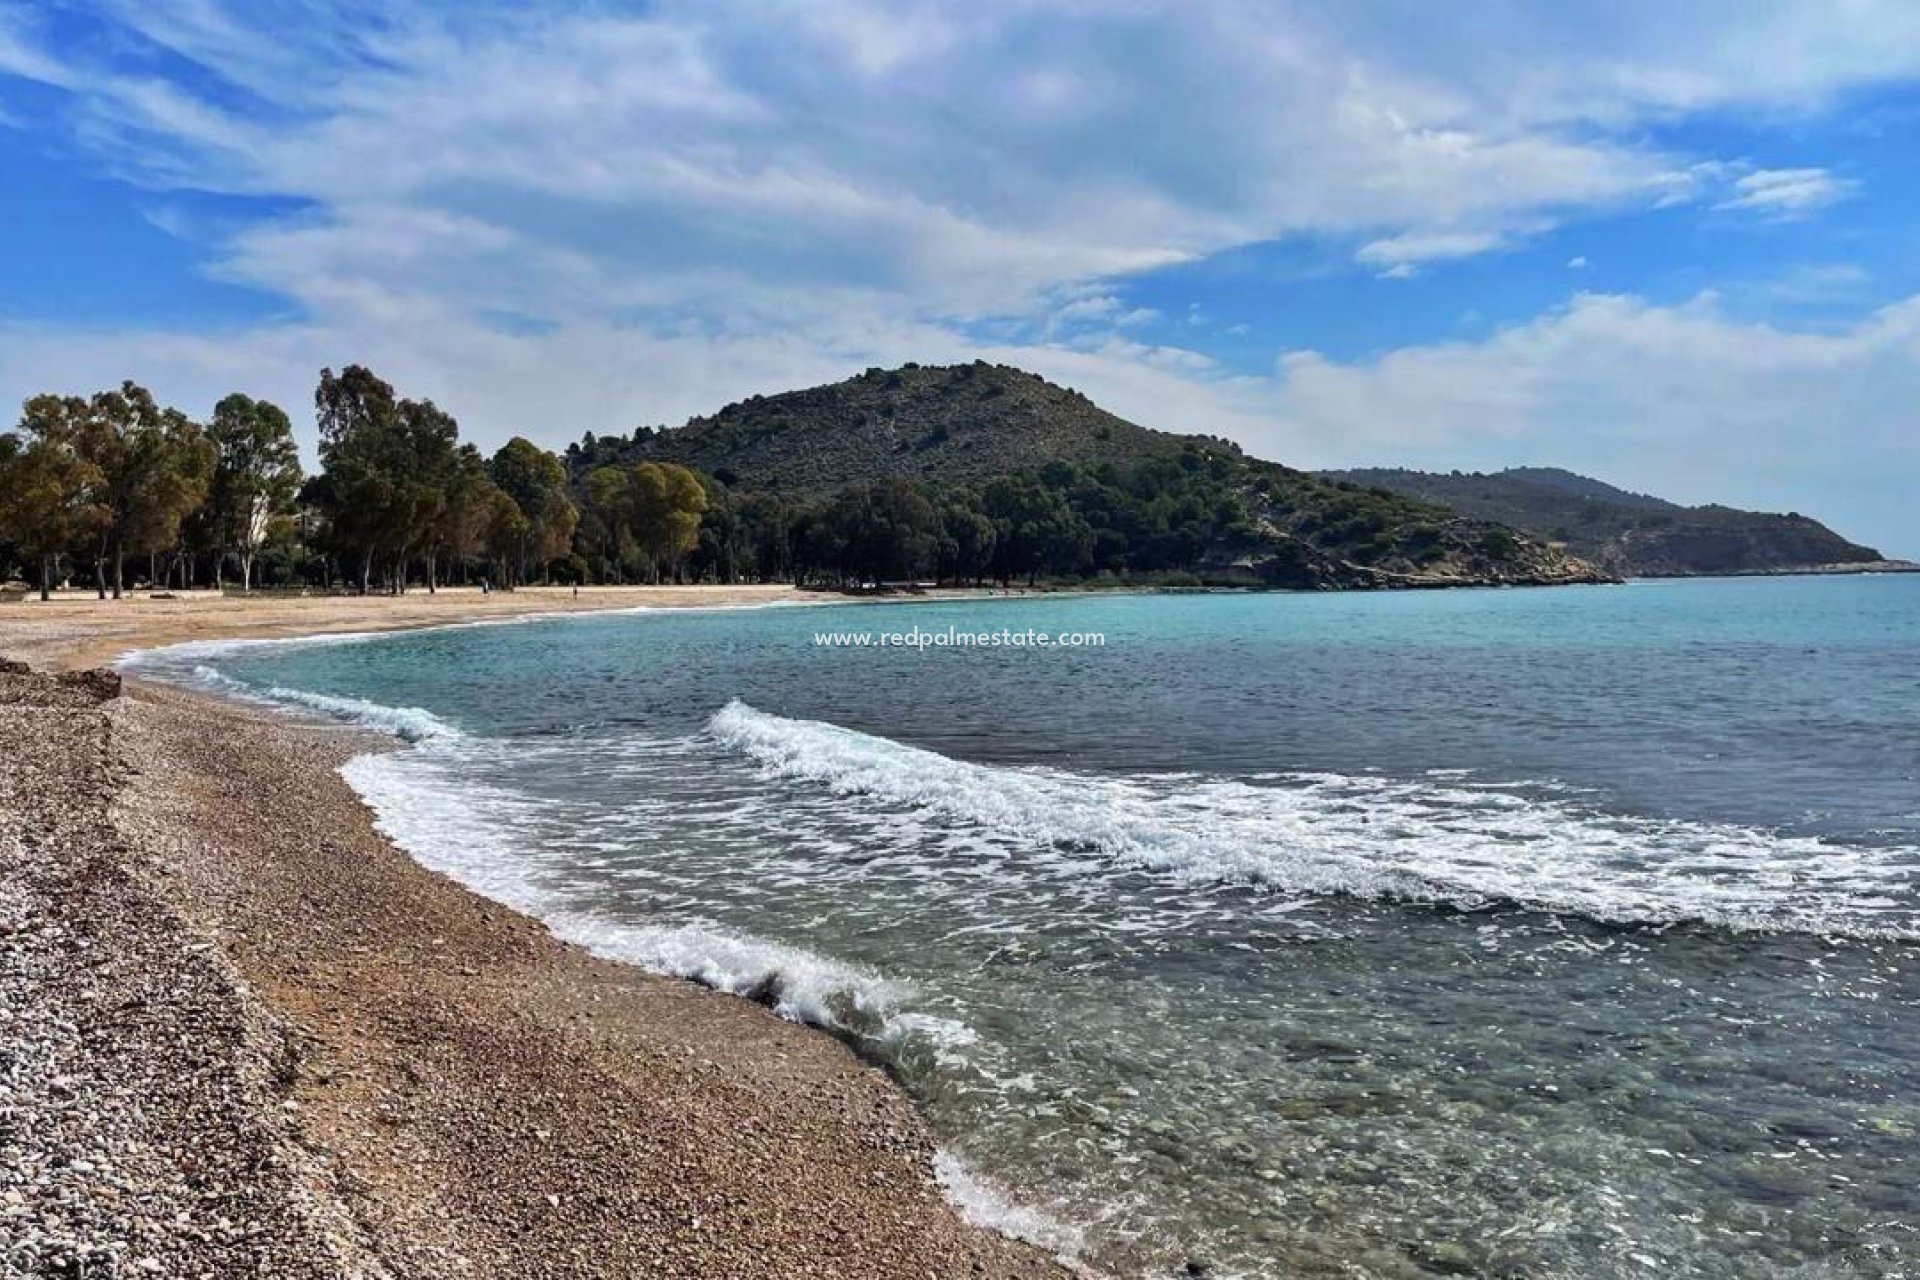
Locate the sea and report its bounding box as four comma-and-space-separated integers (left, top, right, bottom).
127, 575, 1920, 1279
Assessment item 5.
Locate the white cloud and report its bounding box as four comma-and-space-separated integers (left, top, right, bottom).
1357, 230, 1510, 268
0, 0, 1716, 326
3, 2, 1919, 555
1357, 229, 1518, 277
1716, 167, 1858, 215
1330, 1, 1920, 121
12, 284, 1911, 554
1263, 291, 1920, 553
1758, 262, 1870, 305
1567, 255, 1590, 269
1, 3, 1889, 334
0, 6, 76, 88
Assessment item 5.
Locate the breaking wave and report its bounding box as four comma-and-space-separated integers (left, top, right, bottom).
183, 664, 461, 742
708, 700, 1920, 939
338, 742, 978, 1071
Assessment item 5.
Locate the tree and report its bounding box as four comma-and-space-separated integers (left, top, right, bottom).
578, 460, 705, 582
983, 473, 1090, 585
482, 486, 529, 586
206, 394, 303, 591
739, 493, 794, 582
120, 401, 215, 589
313, 367, 462, 593
814, 481, 938, 585
0, 409, 104, 600
389, 396, 461, 591
315, 366, 407, 593
29, 383, 211, 598
423, 444, 499, 590
486, 438, 577, 587
583, 465, 637, 580
937, 492, 997, 585
626, 462, 706, 582
691, 480, 753, 584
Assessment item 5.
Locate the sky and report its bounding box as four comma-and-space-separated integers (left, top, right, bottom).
1, 1, 1917, 555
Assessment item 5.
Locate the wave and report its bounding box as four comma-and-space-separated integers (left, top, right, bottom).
708, 700, 1920, 939
179, 664, 460, 742
934, 1151, 1087, 1259
338, 745, 978, 1073
116, 629, 402, 673
553, 916, 976, 1062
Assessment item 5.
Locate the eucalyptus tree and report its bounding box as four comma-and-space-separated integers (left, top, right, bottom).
487, 437, 578, 587
628, 461, 708, 581
581, 460, 706, 582
206, 393, 303, 590
43, 383, 213, 597
983, 472, 1092, 586
314, 366, 462, 592
583, 464, 636, 580
422, 443, 500, 590
0, 401, 104, 599
315, 365, 406, 593
389, 396, 461, 591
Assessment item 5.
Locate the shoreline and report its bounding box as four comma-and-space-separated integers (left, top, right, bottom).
0, 584, 816, 672
0, 590, 1082, 1278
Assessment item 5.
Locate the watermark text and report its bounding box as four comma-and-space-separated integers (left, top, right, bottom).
814, 625, 1106, 651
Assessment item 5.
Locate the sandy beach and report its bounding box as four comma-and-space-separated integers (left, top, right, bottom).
0, 584, 813, 671
0, 589, 1075, 1278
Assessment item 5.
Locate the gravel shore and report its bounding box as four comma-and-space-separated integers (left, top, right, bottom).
0, 652, 1076, 1278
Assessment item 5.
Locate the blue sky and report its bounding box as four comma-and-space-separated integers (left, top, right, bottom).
2, 1, 1918, 554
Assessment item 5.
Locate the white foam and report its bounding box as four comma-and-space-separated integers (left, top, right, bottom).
117, 628, 403, 672
934, 1151, 1088, 1260
171, 663, 460, 743
338, 745, 979, 1063
571, 913, 979, 1062
256, 685, 458, 742
709, 701, 1920, 939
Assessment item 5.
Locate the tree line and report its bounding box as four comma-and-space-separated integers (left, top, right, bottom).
1, 365, 1279, 598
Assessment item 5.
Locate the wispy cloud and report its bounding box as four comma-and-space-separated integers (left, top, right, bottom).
1716, 167, 1858, 216
0, 0, 1717, 325
1357, 230, 1511, 276
2, 1, 1918, 552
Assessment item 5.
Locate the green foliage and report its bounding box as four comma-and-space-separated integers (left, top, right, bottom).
580, 460, 705, 582
488, 437, 580, 587
0, 360, 1597, 597
3, 383, 216, 597
206, 393, 303, 589
0, 413, 104, 598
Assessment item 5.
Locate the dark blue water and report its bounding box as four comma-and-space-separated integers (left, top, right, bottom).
133, 577, 1920, 1278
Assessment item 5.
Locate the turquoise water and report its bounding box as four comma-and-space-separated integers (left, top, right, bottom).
133, 577, 1920, 1278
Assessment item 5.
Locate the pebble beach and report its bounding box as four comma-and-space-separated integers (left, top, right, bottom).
0, 590, 1071, 1279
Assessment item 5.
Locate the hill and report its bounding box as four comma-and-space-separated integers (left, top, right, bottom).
571, 363, 1610, 589
1323, 466, 1891, 577
607, 361, 1185, 495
